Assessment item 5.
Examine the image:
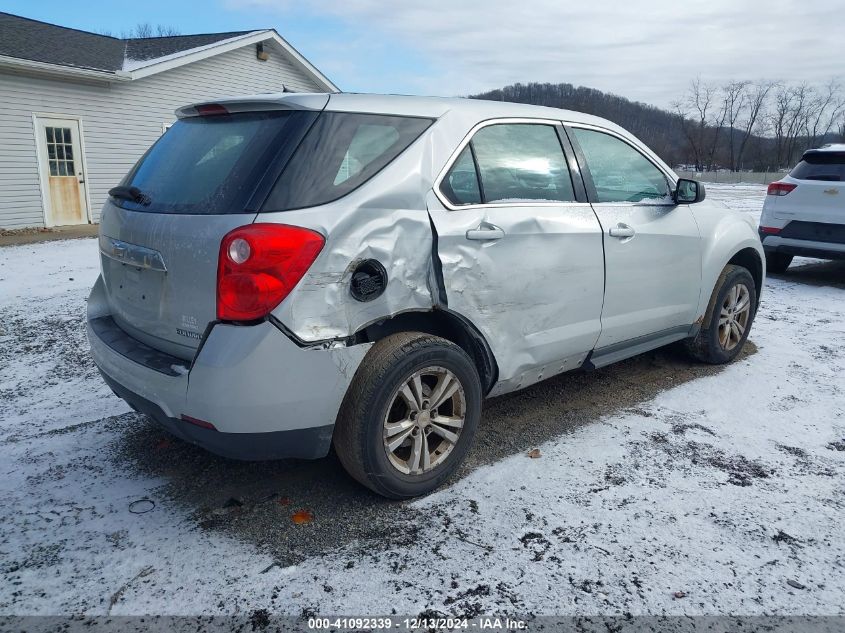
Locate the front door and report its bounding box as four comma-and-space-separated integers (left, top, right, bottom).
428, 120, 606, 393
567, 126, 702, 349
35, 117, 89, 226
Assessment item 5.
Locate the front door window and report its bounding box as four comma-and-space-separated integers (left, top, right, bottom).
571, 128, 671, 203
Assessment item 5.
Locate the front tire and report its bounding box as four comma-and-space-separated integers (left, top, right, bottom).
685, 264, 757, 364
333, 332, 482, 499
765, 251, 792, 274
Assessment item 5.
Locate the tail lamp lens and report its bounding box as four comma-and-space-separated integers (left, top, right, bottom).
217, 224, 325, 321
767, 182, 797, 196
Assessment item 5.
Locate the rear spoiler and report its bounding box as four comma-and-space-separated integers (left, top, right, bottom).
176, 93, 330, 118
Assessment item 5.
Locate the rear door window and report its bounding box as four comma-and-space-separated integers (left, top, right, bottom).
262, 113, 432, 211
116, 111, 310, 214
471, 123, 575, 203
571, 127, 672, 203
440, 146, 483, 206
790, 152, 845, 181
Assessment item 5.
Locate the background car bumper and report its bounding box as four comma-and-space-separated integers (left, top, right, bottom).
761, 235, 845, 260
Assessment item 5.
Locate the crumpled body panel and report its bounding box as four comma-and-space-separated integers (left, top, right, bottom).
267, 131, 440, 342
426, 191, 605, 395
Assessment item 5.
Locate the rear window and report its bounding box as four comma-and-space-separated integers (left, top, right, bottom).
116, 111, 311, 214
262, 112, 433, 211
790, 152, 845, 182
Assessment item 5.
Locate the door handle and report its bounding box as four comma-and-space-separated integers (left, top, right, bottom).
466, 222, 505, 241
609, 223, 635, 239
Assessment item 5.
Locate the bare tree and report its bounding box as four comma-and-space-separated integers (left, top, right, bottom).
736, 81, 773, 170
673, 78, 719, 170
786, 83, 814, 165
672, 101, 700, 169
770, 83, 813, 168
705, 88, 730, 170
805, 79, 845, 149
122, 23, 181, 38
722, 81, 749, 171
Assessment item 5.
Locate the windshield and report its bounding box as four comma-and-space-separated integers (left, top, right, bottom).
115, 111, 311, 214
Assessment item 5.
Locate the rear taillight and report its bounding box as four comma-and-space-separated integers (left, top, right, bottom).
767, 182, 797, 196
759, 226, 781, 235
217, 224, 325, 321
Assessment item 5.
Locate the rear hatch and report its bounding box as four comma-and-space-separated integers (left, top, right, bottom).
98, 102, 323, 360
774, 149, 845, 224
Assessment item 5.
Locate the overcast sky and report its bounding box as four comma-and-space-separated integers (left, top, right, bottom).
232, 0, 844, 107
7, 0, 844, 108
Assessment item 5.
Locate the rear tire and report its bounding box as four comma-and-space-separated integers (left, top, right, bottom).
685, 264, 757, 365
765, 252, 792, 274
333, 332, 482, 499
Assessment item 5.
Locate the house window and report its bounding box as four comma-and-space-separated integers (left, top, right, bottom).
46, 127, 75, 177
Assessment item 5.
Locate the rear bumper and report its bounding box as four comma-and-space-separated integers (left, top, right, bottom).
86, 275, 371, 460
100, 371, 334, 460
761, 235, 845, 261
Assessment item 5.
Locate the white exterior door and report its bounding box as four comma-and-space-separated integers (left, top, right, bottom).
35, 117, 89, 226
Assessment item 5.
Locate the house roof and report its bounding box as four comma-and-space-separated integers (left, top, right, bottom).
0, 12, 338, 91
0, 12, 126, 71
124, 32, 251, 64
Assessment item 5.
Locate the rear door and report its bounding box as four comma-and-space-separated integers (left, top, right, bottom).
567, 125, 702, 349
774, 151, 845, 224
99, 107, 319, 360
428, 119, 605, 391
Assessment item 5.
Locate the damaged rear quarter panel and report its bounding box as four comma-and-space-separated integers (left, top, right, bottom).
265, 132, 440, 342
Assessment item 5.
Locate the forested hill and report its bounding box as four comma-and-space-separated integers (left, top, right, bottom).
469, 82, 688, 166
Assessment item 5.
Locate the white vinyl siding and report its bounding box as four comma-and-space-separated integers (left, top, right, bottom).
0, 41, 325, 228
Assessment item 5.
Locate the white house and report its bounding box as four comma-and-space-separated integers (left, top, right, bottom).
0, 12, 338, 229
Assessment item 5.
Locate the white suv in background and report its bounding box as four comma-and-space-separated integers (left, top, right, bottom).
759, 144, 845, 273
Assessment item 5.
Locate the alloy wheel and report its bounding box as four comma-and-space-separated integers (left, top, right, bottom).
382, 366, 466, 475
718, 282, 751, 351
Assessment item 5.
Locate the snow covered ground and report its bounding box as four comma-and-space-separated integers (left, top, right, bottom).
1, 184, 843, 618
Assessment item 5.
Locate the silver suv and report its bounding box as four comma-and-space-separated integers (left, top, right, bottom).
87, 93, 764, 498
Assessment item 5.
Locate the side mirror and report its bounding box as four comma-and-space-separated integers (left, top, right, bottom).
674, 178, 706, 204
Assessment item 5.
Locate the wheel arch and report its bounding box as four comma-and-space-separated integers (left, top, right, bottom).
353, 308, 499, 394
727, 247, 764, 307
695, 214, 766, 320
